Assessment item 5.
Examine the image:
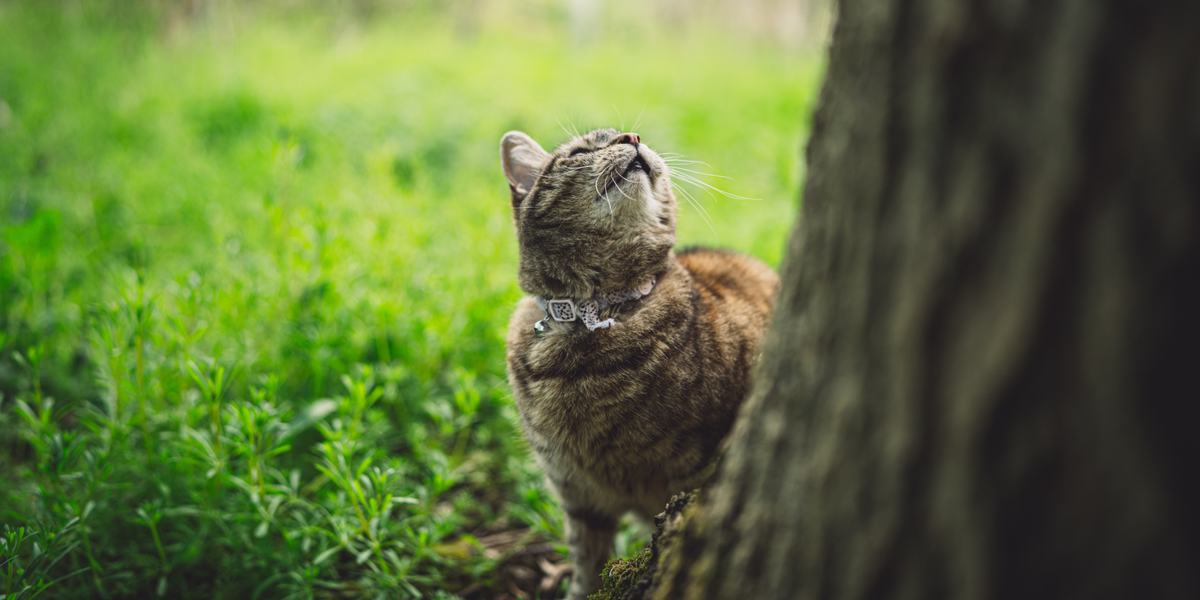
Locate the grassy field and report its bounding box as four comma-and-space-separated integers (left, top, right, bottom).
0, 2, 820, 597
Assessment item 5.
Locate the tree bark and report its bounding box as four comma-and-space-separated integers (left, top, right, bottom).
652, 0, 1200, 598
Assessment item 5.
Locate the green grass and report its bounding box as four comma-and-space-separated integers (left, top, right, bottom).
0, 2, 820, 597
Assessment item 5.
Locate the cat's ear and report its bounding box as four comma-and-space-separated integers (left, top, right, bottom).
500, 131, 549, 206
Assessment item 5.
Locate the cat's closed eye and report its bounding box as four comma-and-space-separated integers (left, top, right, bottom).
569, 147, 593, 157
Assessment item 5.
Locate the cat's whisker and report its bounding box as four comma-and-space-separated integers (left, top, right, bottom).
612, 169, 640, 205
593, 172, 615, 221
658, 155, 745, 197
612, 104, 627, 131
670, 171, 760, 202
684, 189, 717, 229
671, 181, 717, 233
667, 177, 710, 229
556, 119, 574, 140
556, 119, 580, 140
593, 171, 605, 201
659, 152, 703, 161
667, 166, 734, 181
670, 178, 702, 210
661, 158, 714, 169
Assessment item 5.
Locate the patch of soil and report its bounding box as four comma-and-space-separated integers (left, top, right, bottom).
455, 528, 570, 599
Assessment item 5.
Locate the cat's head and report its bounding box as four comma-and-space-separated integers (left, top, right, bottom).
500, 128, 676, 298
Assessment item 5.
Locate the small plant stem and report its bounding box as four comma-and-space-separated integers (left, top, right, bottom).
136, 331, 153, 452
80, 529, 107, 597
146, 519, 169, 580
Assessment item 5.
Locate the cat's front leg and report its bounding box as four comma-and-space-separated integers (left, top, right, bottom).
563, 504, 617, 600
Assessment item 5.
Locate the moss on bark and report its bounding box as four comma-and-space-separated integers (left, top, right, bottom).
589, 492, 696, 600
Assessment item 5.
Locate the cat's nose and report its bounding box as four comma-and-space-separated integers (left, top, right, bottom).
615, 132, 640, 147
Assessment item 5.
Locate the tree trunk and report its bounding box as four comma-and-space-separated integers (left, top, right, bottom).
652, 0, 1200, 598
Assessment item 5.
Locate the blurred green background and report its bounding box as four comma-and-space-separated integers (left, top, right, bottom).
0, 0, 824, 597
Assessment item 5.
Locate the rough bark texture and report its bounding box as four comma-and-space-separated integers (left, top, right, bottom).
649, 0, 1200, 598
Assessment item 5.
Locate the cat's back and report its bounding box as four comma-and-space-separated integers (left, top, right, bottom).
677, 247, 778, 331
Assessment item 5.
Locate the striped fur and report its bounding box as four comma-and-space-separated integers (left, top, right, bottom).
500, 129, 778, 598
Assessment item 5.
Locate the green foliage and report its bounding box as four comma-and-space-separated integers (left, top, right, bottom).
0, 2, 819, 597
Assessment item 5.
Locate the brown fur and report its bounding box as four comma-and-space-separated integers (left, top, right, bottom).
500, 128, 777, 598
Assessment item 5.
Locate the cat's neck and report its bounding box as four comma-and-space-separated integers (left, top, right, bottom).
518, 250, 677, 300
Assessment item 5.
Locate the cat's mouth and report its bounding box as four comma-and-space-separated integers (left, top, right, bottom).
600, 153, 652, 198
625, 155, 649, 177
618, 149, 655, 183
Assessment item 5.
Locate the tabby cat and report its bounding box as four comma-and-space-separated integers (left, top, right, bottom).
500, 128, 777, 599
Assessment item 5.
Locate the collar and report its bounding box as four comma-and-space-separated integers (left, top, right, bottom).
534, 276, 657, 332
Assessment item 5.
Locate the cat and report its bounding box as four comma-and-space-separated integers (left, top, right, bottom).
500, 128, 778, 599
